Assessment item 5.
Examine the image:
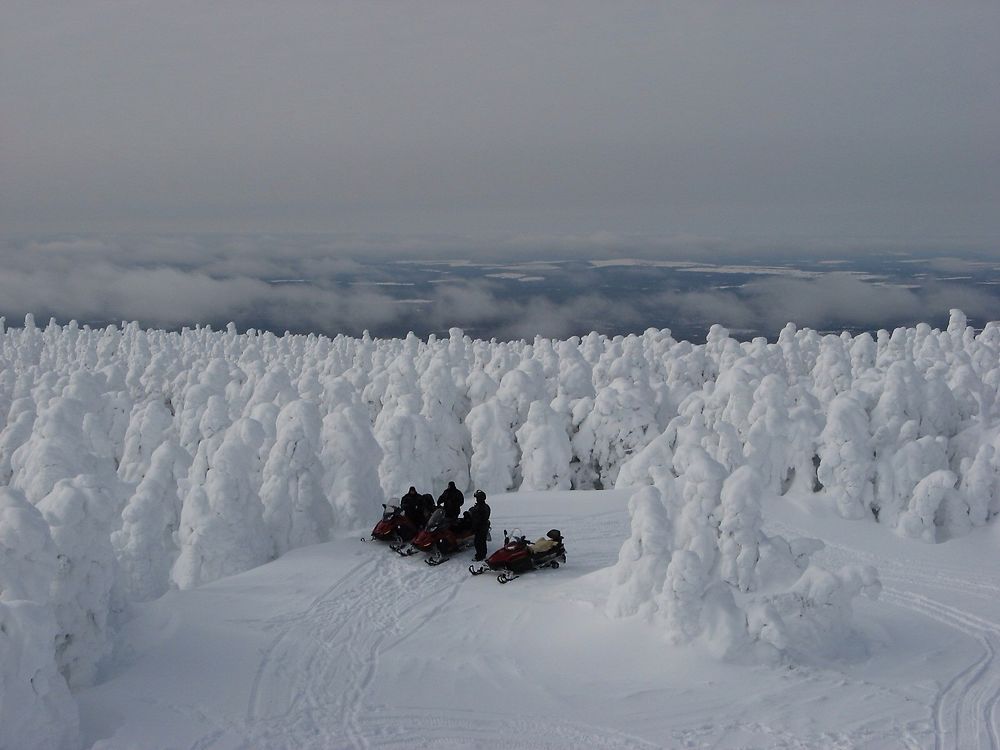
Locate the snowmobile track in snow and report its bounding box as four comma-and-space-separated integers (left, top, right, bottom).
770, 520, 1000, 750
210, 545, 666, 750
881, 590, 1000, 750
348, 707, 670, 750
245, 555, 374, 728
242, 551, 451, 748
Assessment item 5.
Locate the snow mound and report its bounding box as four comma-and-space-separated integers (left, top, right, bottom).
608, 465, 881, 661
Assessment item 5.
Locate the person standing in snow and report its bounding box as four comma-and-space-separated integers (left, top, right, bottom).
437, 480, 465, 520
464, 489, 491, 561
400, 486, 427, 527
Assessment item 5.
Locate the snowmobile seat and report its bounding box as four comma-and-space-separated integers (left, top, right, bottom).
530, 537, 559, 554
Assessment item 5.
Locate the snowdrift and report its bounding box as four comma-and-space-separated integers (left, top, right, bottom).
1, 310, 999, 749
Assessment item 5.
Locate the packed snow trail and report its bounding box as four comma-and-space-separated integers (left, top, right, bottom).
769, 494, 1000, 750
79, 490, 995, 749
217, 497, 661, 750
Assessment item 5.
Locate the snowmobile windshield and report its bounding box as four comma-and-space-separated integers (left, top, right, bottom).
383, 505, 399, 520
426, 508, 446, 531
508, 528, 524, 545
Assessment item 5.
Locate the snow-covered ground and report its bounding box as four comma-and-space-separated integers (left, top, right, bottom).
77, 489, 1000, 750
4, 312, 1000, 749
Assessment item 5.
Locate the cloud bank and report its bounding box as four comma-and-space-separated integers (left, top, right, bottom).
1, 235, 997, 341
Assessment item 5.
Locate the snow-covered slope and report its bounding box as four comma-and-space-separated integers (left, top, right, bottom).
77, 490, 1000, 750
3, 311, 1000, 749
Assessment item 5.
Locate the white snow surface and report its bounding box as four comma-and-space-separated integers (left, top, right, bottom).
73, 489, 1000, 750
3, 311, 1000, 748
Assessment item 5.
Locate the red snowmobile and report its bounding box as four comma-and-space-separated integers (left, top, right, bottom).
470, 529, 566, 583
363, 504, 420, 544
393, 507, 476, 565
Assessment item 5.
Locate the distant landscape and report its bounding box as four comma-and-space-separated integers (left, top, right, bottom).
2, 234, 998, 342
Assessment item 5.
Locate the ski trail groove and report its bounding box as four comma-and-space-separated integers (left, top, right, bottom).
234, 545, 664, 749
245, 555, 374, 727
352, 707, 666, 749
881, 590, 1000, 750
769, 520, 1000, 749
239, 547, 468, 749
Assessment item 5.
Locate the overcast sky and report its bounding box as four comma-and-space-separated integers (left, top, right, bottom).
3, 1, 998, 242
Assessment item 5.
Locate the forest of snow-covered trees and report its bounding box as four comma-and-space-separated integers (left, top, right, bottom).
3, 309, 1000, 749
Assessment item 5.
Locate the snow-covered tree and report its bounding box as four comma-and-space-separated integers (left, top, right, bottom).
0, 488, 80, 749
466, 400, 518, 493
817, 395, 876, 520
172, 423, 272, 589
118, 397, 175, 484
0, 398, 36, 483
37, 476, 119, 688
10, 395, 95, 504
260, 399, 333, 555
573, 377, 657, 488
0, 600, 80, 750
660, 549, 710, 643
898, 469, 959, 543
762, 564, 881, 660
375, 394, 434, 499
606, 485, 673, 619
320, 403, 384, 529
716, 466, 765, 592
420, 357, 471, 491
959, 444, 999, 527
673, 446, 727, 569
516, 400, 572, 490
112, 439, 191, 601
0, 488, 57, 605
556, 339, 595, 400
872, 425, 949, 528
614, 429, 676, 490
744, 374, 793, 494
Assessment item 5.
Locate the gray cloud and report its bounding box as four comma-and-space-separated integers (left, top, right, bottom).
1, 2, 998, 241
655, 274, 1000, 336
0, 261, 398, 336
420, 280, 638, 341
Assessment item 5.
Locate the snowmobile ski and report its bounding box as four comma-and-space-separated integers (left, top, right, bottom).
426, 553, 450, 566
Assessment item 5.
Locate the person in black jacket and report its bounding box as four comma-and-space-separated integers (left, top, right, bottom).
464, 490, 491, 561
437, 481, 465, 520
400, 486, 426, 527
420, 492, 436, 521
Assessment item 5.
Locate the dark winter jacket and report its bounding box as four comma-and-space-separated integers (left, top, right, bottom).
437, 485, 465, 518
400, 489, 425, 522
463, 501, 491, 532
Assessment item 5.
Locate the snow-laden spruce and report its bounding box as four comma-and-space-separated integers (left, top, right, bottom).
38, 476, 121, 688
0, 488, 79, 750
607, 465, 880, 660
0, 600, 80, 750
516, 400, 572, 490
171, 420, 273, 589
112, 438, 190, 601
